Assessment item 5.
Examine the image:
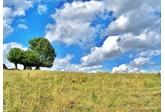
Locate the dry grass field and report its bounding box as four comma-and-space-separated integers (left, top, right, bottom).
3, 70, 160, 112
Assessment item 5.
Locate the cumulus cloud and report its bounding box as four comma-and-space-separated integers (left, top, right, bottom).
38, 5, 47, 15
45, 1, 103, 46
48, 54, 73, 70
80, 28, 160, 70
3, 0, 33, 16
42, 54, 102, 73
104, 10, 160, 36
103, 0, 160, 16
112, 57, 154, 73
3, 0, 33, 38
138, 50, 161, 57
81, 27, 160, 65
18, 24, 28, 29
3, 42, 28, 69
3, 21, 14, 38
45, 0, 160, 46
101, 0, 160, 53
117, 31, 160, 52
81, 36, 121, 66
3, 7, 14, 38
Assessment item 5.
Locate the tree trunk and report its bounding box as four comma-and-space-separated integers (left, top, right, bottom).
24, 65, 27, 70
35, 66, 40, 70
14, 63, 17, 69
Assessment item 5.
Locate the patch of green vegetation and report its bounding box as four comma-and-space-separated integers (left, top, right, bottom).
91, 91, 97, 101
109, 95, 118, 106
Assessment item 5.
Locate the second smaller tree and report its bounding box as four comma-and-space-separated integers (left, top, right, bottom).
20, 50, 40, 70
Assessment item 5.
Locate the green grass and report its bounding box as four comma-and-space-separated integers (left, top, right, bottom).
3, 70, 161, 112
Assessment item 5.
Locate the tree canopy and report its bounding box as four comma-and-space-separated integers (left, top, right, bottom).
29, 37, 56, 69
7, 48, 23, 69
7, 37, 56, 70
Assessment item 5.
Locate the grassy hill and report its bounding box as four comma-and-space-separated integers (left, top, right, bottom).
3, 70, 160, 112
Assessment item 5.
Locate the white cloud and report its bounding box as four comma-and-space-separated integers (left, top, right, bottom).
117, 31, 160, 52
129, 57, 153, 68
80, 29, 160, 68
138, 50, 161, 57
104, 10, 160, 36
81, 36, 121, 66
3, 21, 14, 39
33, 0, 53, 3
48, 54, 73, 70
42, 54, 102, 73
112, 57, 154, 73
3, 0, 33, 16
38, 5, 47, 15
45, 1, 103, 46
19, 19, 26, 23
3, 7, 13, 21
102, 0, 160, 16
45, 0, 160, 48
18, 24, 28, 29
3, 7, 14, 38
3, 42, 28, 69
112, 64, 128, 73
3, 0, 33, 38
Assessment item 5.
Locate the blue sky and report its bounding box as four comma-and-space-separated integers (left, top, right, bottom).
3, 0, 161, 73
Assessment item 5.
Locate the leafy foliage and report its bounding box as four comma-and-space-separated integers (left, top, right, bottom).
7, 48, 23, 69
20, 50, 40, 69
29, 37, 56, 68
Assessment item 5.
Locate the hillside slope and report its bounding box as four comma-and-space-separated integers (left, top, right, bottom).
3, 70, 160, 111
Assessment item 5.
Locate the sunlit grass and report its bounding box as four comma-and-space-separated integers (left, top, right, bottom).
3, 70, 160, 111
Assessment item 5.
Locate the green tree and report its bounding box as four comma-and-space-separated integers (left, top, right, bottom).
20, 50, 40, 70
29, 37, 56, 69
7, 48, 23, 69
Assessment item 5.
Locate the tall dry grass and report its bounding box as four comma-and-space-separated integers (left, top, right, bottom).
3, 70, 160, 112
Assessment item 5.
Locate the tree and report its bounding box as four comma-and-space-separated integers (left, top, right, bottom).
7, 48, 23, 69
29, 37, 56, 69
20, 50, 40, 70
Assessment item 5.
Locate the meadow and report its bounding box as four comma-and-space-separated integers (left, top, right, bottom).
3, 70, 160, 112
